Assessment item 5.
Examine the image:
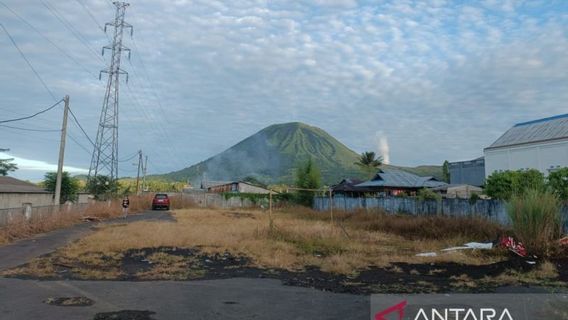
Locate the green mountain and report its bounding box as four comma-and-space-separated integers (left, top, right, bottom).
158, 122, 442, 185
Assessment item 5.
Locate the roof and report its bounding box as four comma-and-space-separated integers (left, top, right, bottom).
0, 176, 50, 194
487, 113, 568, 150
355, 169, 447, 189
430, 184, 482, 192
332, 178, 375, 193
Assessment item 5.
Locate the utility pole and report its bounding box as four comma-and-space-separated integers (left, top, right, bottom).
54, 95, 70, 206
88, 2, 132, 187
135, 150, 142, 195
142, 155, 147, 192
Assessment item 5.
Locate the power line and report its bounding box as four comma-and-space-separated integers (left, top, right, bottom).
0, 1, 98, 79
0, 124, 61, 132
0, 99, 63, 124
41, 0, 105, 64
67, 106, 96, 147
0, 22, 58, 101
118, 152, 139, 163
68, 133, 92, 155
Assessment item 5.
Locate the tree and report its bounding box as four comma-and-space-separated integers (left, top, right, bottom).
295, 158, 322, 206
0, 158, 17, 176
548, 167, 568, 200
485, 169, 545, 200
442, 160, 450, 183
86, 175, 119, 200
355, 151, 383, 178
43, 172, 81, 204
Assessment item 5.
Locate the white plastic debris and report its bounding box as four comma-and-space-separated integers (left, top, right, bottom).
441, 242, 493, 252
416, 252, 438, 257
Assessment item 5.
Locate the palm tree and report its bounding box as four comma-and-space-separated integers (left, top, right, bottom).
355, 151, 383, 178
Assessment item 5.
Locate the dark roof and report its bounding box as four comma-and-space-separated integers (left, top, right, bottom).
356, 169, 447, 189
487, 113, 568, 150
332, 178, 375, 193
0, 176, 50, 194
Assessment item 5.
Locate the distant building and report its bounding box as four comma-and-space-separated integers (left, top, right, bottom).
0, 176, 53, 209
355, 169, 447, 196
431, 184, 483, 199
449, 157, 485, 187
484, 114, 568, 177
331, 178, 376, 197
207, 181, 274, 194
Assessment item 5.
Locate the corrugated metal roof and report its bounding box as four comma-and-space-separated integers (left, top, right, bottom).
0, 176, 50, 193
355, 169, 447, 188
487, 113, 568, 149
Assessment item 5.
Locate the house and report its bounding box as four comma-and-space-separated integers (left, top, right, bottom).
449, 157, 485, 187
0, 176, 53, 209
484, 113, 568, 177
430, 184, 483, 199
355, 169, 447, 196
331, 178, 376, 196
207, 181, 274, 194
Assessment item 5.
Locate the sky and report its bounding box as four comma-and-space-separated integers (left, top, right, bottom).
1, 0, 567, 181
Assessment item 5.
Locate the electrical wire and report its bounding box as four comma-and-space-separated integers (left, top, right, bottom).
0, 99, 63, 124
67, 106, 96, 147
118, 152, 139, 163
0, 22, 58, 101
0, 1, 99, 79
0, 124, 61, 132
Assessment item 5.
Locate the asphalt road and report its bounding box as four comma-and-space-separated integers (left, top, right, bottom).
0, 278, 369, 319
0, 210, 369, 319
0, 210, 174, 271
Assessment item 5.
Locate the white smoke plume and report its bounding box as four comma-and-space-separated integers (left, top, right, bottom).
375, 131, 390, 165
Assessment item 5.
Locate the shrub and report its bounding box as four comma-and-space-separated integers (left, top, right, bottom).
548, 167, 568, 201
294, 158, 322, 206
417, 188, 441, 201
507, 189, 563, 257
485, 169, 545, 200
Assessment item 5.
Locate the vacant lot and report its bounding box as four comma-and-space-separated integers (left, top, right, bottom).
3, 207, 566, 293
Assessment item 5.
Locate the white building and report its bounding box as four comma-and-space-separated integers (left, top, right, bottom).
484, 114, 568, 177
0, 176, 53, 209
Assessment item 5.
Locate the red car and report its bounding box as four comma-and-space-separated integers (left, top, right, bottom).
152, 193, 170, 210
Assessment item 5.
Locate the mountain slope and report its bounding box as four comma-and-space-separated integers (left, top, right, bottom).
158, 122, 443, 184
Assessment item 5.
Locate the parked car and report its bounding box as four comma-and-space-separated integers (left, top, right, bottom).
152, 193, 170, 210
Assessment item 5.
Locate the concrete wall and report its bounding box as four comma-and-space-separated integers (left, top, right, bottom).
449, 158, 485, 186
0, 193, 53, 210
484, 139, 568, 177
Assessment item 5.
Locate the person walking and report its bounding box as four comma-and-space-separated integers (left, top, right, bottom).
122, 196, 130, 219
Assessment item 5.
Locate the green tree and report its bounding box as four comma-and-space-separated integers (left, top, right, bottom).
485, 169, 545, 200
548, 167, 568, 200
86, 175, 119, 200
355, 151, 383, 178
442, 160, 450, 183
43, 172, 81, 204
0, 158, 17, 176
295, 158, 322, 206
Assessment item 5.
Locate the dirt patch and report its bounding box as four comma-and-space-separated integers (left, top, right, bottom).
93, 310, 156, 320
5, 246, 567, 294
222, 211, 256, 219
44, 296, 95, 307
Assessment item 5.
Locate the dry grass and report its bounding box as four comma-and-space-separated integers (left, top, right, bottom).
0, 194, 159, 246
22, 207, 507, 276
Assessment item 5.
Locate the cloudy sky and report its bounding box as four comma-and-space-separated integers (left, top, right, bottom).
1, 0, 567, 181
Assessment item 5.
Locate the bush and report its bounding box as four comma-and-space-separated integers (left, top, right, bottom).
294, 159, 322, 206
417, 188, 441, 201
507, 189, 563, 257
485, 169, 545, 200
548, 167, 568, 201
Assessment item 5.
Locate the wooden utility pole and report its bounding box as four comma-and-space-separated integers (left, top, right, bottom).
142, 155, 148, 192
54, 95, 69, 206
269, 190, 273, 231
329, 188, 334, 228
135, 150, 142, 195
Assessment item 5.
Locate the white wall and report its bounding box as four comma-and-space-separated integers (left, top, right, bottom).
0, 193, 54, 209
485, 139, 568, 177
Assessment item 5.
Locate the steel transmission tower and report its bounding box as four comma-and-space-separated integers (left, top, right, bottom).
88, 2, 132, 184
